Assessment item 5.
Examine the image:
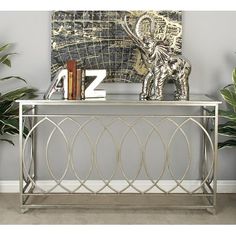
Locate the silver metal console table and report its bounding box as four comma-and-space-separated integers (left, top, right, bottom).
17, 94, 221, 213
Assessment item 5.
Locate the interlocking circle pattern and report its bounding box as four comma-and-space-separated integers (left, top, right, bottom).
22, 116, 215, 194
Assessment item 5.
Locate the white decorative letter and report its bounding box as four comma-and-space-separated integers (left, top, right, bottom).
85, 69, 106, 98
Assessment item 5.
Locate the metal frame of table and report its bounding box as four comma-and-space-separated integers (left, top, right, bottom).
17, 94, 221, 214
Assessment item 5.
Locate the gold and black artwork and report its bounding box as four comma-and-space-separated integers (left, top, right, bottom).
51, 11, 182, 83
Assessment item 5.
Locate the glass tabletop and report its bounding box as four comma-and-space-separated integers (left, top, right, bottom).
16, 93, 221, 106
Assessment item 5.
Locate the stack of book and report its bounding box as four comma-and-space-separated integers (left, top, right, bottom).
66, 59, 85, 100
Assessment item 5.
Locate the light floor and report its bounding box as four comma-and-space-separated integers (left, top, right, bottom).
0, 193, 235, 224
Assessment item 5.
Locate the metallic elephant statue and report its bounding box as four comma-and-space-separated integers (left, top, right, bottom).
122, 13, 191, 101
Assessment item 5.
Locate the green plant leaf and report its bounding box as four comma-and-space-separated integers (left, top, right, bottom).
220, 88, 236, 107
0, 76, 26, 83
0, 119, 19, 133
0, 100, 13, 114
219, 121, 236, 129
0, 87, 37, 101
0, 53, 15, 65
0, 138, 14, 145
0, 44, 10, 52
217, 75, 236, 148
218, 109, 236, 121
218, 139, 236, 149
2, 58, 11, 67
0, 43, 37, 145
3, 106, 21, 117
232, 68, 236, 88
218, 123, 236, 138
223, 84, 234, 90
218, 126, 236, 137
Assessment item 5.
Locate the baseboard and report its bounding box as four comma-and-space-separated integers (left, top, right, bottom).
0, 180, 236, 193
217, 180, 236, 193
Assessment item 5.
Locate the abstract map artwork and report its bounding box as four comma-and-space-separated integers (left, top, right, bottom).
51, 11, 182, 83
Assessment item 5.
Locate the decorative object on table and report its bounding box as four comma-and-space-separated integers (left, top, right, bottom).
80, 69, 85, 100
67, 60, 77, 100
217, 68, 236, 149
45, 58, 83, 100
85, 69, 106, 98
122, 12, 191, 101
44, 69, 68, 100
65, 59, 107, 99
0, 43, 37, 145
45, 60, 106, 100
76, 68, 82, 99
51, 11, 182, 83
68, 71, 73, 100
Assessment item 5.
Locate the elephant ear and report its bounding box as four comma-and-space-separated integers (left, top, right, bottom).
151, 12, 182, 55
124, 11, 182, 55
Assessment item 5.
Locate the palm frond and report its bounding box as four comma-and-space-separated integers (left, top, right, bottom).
0, 87, 37, 101
218, 140, 236, 149
0, 44, 10, 53
0, 53, 16, 66
218, 109, 236, 121
0, 43, 38, 145
0, 76, 26, 83
0, 138, 14, 145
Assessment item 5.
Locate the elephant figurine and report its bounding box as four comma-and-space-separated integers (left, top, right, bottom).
122, 13, 191, 101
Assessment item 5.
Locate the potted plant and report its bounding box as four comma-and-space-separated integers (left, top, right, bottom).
0, 43, 37, 145
218, 68, 236, 148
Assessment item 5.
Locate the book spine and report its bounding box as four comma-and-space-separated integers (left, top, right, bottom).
76, 69, 82, 100
81, 69, 85, 100
66, 60, 77, 100
68, 72, 73, 100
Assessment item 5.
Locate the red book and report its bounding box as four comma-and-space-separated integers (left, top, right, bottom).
66, 60, 77, 100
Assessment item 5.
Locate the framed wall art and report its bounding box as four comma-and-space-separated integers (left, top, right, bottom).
51, 11, 182, 83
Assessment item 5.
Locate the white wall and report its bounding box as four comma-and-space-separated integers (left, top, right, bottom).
0, 11, 236, 180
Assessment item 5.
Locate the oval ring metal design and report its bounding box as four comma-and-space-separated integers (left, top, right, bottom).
94, 117, 120, 193
69, 116, 96, 193
45, 117, 71, 193
118, 117, 144, 193
23, 117, 51, 193
142, 117, 168, 193
166, 118, 192, 193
